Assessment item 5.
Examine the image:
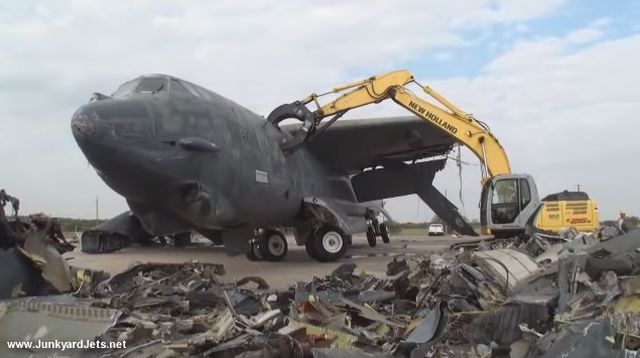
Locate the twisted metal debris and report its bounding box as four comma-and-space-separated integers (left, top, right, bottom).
2, 228, 640, 357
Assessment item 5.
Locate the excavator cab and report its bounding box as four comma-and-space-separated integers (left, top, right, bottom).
481, 174, 542, 238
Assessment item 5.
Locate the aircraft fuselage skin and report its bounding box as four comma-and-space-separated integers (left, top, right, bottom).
71, 76, 357, 238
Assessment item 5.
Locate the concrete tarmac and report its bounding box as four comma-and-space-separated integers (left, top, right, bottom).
65, 234, 479, 290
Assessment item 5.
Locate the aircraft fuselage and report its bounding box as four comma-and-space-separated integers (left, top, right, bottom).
71, 75, 357, 237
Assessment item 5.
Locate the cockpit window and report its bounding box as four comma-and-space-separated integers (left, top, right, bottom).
180, 81, 204, 98
112, 79, 139, 97
135, 78, 168, 94
181, 81, 216, 100
170, 79, 192, 96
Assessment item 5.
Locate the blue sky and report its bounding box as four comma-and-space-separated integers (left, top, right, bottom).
405, 0, 640, 80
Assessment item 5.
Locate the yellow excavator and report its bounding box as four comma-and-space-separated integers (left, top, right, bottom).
267, 70, 598, 237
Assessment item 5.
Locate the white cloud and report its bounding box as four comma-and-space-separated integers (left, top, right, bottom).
434, 51, 454, 61
450, 0, 568, 28
566, 27, 603, 44
1, 0, 636, 224
391, 32, 640, 222
361, 23, 640, 222
590, 17, 612, 28
565, 17, 609, 44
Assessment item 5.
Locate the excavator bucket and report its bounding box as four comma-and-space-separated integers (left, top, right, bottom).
266, 101, 316, 151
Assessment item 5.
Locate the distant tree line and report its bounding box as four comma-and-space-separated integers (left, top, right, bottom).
27, 213, 640, 234
603, 216, 639, 229
385, 214, 640, 235
57, 218, 106, 232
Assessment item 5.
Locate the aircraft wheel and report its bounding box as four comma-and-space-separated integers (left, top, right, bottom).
246, 239, 263, 261
257, 229, 288, 262
173, 232, 191, 247
366, 226, 377, 247
310, 225, 347, 262
380, 223, 391, 244
305, 235, 319, 260
346, 235, 353, 246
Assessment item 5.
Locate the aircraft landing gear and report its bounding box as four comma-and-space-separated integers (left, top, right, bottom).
366, 226, 377, 247
246, 239, 263, 261
305, 224, 347, 262
172, 232, 191, 247
246, 229, 288, 262
380, 223, 391, 243
366, 219, 392, 247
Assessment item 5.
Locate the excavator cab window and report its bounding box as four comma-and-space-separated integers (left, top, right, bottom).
491, 178, 520, 224
519, 179, 531, 209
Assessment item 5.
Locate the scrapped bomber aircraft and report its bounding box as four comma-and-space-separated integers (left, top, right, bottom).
72, 74, 474, 262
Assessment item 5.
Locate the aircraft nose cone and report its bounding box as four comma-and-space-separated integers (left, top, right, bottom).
71, 105, 97, 139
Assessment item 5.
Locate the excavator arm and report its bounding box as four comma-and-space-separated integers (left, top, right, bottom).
267, 70, 511, 181
269, 70, 593, 238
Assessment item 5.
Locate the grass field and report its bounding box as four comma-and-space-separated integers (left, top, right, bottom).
399, 228, 428, 236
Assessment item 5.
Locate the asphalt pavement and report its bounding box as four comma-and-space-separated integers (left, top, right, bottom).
65, 234, 479, 290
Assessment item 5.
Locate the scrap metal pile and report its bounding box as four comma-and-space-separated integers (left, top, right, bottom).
2, 225, 640, 357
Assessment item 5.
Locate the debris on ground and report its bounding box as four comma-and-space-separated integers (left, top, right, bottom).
0, 207, 105, 300
1, 227, 639, 357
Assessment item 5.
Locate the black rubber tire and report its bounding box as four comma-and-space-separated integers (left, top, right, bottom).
173, 232, 191, 247
366, 226, 377, 247
305, 238, 318, 260
246, 240, 262, 261
311, 225, 347, 262
257, 229, 288, 262
380, 223, 391, 243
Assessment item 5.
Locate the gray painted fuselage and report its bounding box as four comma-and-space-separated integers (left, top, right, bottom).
71, 75, 356, 237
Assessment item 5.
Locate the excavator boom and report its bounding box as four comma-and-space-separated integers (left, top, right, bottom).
271, 70, 511, 181
269, 70, 596, 237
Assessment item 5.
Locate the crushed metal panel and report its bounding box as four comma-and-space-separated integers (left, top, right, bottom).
620, 276, 640, 296
100, 261, 224, 295
588, 229, 640, 256
465, 301, 550, 346
22, 224, 73, 292
339, 297, 404, 328
537, 319, 617, 358
0, 248, 53, 299
473, 249, 540, 294
209, 307, 235, 341
284, 319, 358, 349
405, 305, 442, 344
